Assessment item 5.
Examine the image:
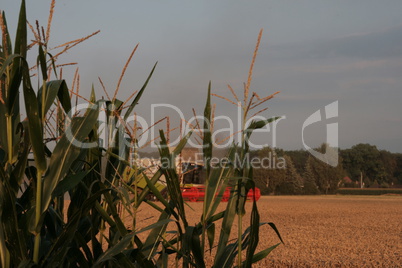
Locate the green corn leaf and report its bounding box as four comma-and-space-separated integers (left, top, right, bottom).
214, 240, 237, 268
14, 0, 27, 58
142, 173, 170, 209
0, 106, 7, 156
204, 146, 236, 219
101, 187, 128, 237
243, 243, 281, 266
267, 222, 284, 244
10, 121, 30, 193
37, 80, 72, 119
156, 248, 169, 268
1, 176, 26, 264
124, 62, 157, 121
94, 201, 117, 231
17, 259, 36, 268
244, 192, 260, 268
43, 189, 108, 266
136, 168, 163, 207
5, 0, 27, 117
207, 223, 215, 253
171, 130, 193, 157
47, 52, 59, 79
203, 81, 212, 177
0, 54, 22, 115
52, 169, 92, 198
0, 54, 20, 77
113, 253, 136, 268
56, 80, 72, 116
22, 57, 47, 173
41, 103, 99, 215
38, 45, 48, 81
0, 148, 5, 162
217, 222, 269, 268
7, 61, 22, 115
213, 187, 238, 264
236, 170, 255, 218
245, 117, 280, 141
142, 210, 174, 260
0, 169, 7, 267
94, 219, 172, 266
183, 226, 205, 268
158, 130, 189, 226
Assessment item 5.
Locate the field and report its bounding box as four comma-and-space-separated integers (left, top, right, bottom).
133, 195, 402, 267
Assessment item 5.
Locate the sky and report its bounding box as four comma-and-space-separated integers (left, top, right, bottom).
3, 0, 402, 153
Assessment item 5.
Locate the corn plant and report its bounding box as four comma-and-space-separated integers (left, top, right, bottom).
0, 1, 282, 267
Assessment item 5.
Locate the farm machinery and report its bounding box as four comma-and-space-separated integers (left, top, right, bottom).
133, 148, 261, 202
180, 162, 261, 202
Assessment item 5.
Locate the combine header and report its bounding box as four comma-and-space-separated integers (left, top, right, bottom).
181, 185, 261, 202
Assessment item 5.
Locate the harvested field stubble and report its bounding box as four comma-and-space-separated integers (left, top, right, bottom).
133, 195, 402, 267
253, 195, 402, 267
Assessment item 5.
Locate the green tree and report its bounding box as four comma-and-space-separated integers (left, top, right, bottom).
254, 147, 286, 194
341, 143, 388, 185
285, 149, 309, 175
303, 159, 320, 194
275, 155, 303, 195
379, 150, 398, 184
394, 153, 402, 185
308, 144, 345, 194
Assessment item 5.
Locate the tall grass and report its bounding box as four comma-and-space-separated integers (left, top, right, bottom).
0, 1, 282, 267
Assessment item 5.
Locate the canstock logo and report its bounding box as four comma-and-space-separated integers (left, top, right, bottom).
302, 101, 338, 167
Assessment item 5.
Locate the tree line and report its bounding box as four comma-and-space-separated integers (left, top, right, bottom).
252, 143, 402, 195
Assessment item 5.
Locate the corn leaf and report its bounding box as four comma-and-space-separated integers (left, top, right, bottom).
14, 0, 27, 58
244, 189, 260, 268
245, 117, 280, 140
10, 122, 30, 193
0, 175, 26, 264
41, 103, 99, 215
213, 186, 238, 265
21, 57, 47, 173
141, 209, 173, 261
94, 219, 173, 266
183, 226, 205, 268
124, 62, 157, 121
37, 80, 72, 119
7, 0, 27, 115
206, 223, 215, 253
52, 169, 92, 198
203, 81, 212, 177
38, 45, 48, 81
245, 243, 281, 266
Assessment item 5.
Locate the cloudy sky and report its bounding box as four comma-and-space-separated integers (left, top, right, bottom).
4, 0, 402, 152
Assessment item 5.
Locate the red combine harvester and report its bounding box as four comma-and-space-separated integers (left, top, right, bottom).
136, 148, 262, 202
181, 185, 261, 202
163, 148, 263, 203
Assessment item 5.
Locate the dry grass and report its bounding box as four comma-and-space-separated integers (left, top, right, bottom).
133, 195, 402, 267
